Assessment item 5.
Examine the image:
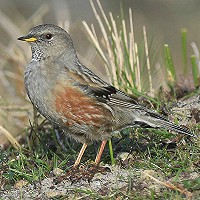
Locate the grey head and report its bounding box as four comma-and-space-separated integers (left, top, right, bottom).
18, 24, 76, 61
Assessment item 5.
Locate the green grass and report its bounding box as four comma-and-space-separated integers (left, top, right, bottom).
1, 126, 199, 199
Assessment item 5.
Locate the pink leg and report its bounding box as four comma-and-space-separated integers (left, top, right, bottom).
73, 143, 87, 167
95, 140, 107, 165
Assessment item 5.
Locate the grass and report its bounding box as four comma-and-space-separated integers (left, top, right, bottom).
0, 0, 200, 199
1, 126, 199, 199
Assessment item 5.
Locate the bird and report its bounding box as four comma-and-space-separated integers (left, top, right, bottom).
18, 24, 193, 168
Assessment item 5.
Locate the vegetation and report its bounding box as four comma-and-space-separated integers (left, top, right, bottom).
0, 0, 199, 199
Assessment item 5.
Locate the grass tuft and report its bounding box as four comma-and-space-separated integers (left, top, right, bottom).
83, 0, 155, 94
181, 29, 188, 75
164, 44, 176, 85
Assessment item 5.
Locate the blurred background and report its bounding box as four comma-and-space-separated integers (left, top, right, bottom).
0, 0, 200, 146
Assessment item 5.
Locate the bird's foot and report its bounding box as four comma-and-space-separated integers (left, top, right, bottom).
54, 164, 111, 184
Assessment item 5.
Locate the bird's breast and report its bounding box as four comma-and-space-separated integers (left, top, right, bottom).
24, 62, 60, 122
24, 61, 114, 130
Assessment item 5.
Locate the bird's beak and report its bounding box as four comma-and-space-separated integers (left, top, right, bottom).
18, 34, 37, 42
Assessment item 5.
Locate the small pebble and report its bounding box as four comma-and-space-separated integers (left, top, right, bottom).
53, 168, 64, 176
14, 180, 29, 188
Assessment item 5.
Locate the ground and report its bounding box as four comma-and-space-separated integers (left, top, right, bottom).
0, 94, 199, 200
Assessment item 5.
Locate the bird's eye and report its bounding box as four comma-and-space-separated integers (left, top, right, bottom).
45, 34, 53, 40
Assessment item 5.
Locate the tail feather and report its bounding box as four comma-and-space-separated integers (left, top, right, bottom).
156, 120, 193, 136
109, 94, 193, 136
137, 115, 193, 137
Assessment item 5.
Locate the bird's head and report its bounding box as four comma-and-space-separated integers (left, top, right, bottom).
18, 24, 76, 61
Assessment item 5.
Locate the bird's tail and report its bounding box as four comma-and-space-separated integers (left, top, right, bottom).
137, 115, 193, 137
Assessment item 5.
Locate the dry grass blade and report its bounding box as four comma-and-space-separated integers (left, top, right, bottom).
135, 43, 141, 92
88, 0, 116, 85
83, 1, 160, 96
191, 42, 200, 74
82, 21, 108, 65
143, 26, 153, 96
0, 125, 20, 149
109, 12, 123, 72
143, 171, 193, 199
90, 24, 98, 40
96, 0, 111, 32
122, 20, 128, 47
128, 9, 135, 88
128, 32, 134, 87
129, 8, 135, 55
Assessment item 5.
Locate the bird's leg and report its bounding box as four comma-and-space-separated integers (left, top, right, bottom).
95, 140, 107, 165
56, 141, 109, 183
73, 143, 87, 168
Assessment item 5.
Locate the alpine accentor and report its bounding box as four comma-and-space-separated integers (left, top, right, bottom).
18, 24, 193, 167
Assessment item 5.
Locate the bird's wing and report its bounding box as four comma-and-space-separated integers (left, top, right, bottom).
66, 63, 165, 119
56, 61, 193, 136
56, 60, 169, 120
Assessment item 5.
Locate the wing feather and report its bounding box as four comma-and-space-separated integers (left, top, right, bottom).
56, 60, 193, 136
